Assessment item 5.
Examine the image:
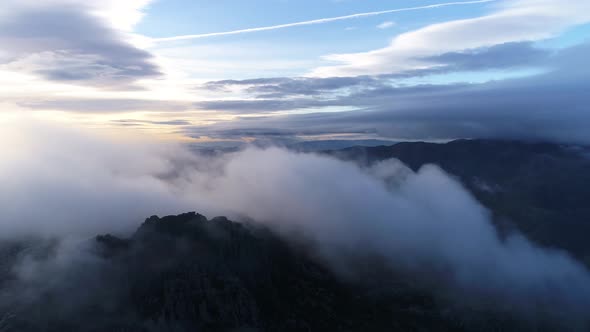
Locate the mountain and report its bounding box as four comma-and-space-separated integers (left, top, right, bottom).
329, 139, 590, 262
188, 139, 397, 154
1, 139, 590, 331
287, 139, 398, 152
0, 212, 576, 332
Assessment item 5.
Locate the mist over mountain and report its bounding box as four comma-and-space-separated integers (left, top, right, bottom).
1, 210, 585, 332
1, 120, 590, 331
330, 140, 590, 261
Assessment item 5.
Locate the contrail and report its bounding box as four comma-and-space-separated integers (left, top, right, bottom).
153, 0, 495, 42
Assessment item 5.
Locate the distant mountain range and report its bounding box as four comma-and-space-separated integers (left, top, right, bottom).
288, 139, 398, 152
188, 139, 398, 153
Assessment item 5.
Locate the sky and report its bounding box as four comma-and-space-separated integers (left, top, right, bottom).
1, 0, 589, 145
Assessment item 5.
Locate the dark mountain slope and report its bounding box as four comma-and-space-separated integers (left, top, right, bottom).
0, 213, 465, 332
330, 139, 590, 260
1, 212, 570, 332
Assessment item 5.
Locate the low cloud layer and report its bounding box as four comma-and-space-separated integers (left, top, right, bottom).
1, 119, 590, 325
0, 120, 193, 236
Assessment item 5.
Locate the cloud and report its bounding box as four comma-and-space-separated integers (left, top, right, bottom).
311, 0, 590, 77
152, 0, 495, 42
201, 42, 550, 99
111, 119, 192, 127
377, 21, 396, 29
0, 0, 153, 30
19, 98, 191, 113
0, 119, 195, 237
195, 99, 330, 113
419, 41, 551, 71
203, 76, 381, 98
1, 118, 590, 325
206, 150, 590, 319
189, 41, 590, 144
0, 3, 160, 87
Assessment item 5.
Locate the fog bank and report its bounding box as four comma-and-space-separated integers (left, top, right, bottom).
1, 118, 589, 323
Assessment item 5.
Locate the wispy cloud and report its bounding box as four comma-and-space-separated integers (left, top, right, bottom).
152, 0, 495, 42
311, 0, 590, 77
377, 21, 396, 29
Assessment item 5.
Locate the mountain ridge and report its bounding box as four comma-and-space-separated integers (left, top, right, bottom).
328, 139, 590, 261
